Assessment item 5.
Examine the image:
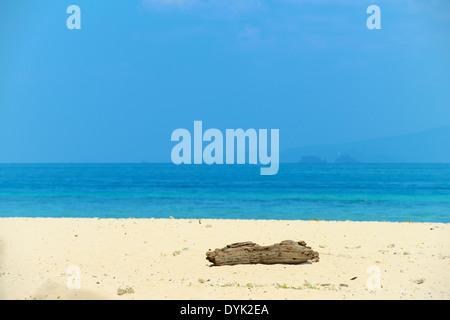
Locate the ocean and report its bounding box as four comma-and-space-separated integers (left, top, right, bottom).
0, 163, 449, 222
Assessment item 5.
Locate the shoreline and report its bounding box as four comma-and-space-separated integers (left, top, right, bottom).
1, 216, 446, 223
0, 217, 448, 299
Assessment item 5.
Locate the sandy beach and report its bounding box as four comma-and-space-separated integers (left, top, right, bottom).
0, 218, 448, 300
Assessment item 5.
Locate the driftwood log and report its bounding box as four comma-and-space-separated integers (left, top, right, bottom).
206, 240, 319, 266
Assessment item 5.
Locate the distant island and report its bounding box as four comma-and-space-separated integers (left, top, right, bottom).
282, 125, 450, 163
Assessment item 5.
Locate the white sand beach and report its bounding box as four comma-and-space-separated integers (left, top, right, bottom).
0, 218, 448, 300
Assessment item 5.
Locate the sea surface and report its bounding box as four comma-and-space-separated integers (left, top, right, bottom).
0, 163, 449, 222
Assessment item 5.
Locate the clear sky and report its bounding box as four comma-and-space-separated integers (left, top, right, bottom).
1, 0, 449, 162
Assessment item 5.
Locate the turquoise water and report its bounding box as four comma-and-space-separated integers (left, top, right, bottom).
0, 163, 449, 222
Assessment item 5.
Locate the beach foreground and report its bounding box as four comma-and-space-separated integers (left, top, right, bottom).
0, 218, 448, 300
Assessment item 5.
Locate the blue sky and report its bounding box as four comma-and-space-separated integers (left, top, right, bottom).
0, 0, 449, 162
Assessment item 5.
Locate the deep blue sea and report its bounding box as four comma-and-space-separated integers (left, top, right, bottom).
0, 163, 449, 222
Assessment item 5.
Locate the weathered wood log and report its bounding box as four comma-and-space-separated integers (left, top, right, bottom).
206, 240, 319, 266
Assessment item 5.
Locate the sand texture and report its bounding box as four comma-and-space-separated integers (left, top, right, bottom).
0, 218, 448, 300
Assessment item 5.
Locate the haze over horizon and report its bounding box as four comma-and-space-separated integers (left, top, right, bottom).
0, 124, 449, 163
1, 1, 449, 163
